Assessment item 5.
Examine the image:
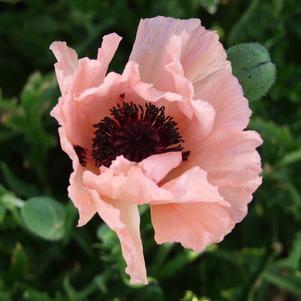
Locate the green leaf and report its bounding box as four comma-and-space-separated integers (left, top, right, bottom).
21, 196, 66, 241
227, 43, 276, 101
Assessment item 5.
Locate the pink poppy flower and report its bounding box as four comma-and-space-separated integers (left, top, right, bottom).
50, 16, 262, 284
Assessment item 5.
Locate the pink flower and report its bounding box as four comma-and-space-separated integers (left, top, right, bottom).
50, 16, 262, 284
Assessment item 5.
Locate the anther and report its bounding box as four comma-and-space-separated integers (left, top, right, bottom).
92, 101, 189, 167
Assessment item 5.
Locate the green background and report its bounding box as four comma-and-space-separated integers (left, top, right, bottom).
0, 0, 301, 300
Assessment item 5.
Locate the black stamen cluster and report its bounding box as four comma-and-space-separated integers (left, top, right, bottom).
73, 145, 87, 166
92, 101, 188, 167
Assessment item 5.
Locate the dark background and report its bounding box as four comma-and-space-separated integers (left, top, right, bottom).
0, 0, 301, 300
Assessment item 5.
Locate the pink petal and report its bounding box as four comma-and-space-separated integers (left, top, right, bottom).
73, 72, 121, 127
134, 80, 182, 104
119, 61, 184, 117
69, 58, 106, 96
196, 130, 263, 222
132, 29, 195, 118
72, 34, 122, 96
129, 16, 230, 127
49, 41, 78, 95
109, 155, 135, 175
97, 33, 122, 68
58, 127, 96, 226
190, 99, 216, 138
86, 188, 147, 284
194, 69, 251, 131
180, 25, 230, 85
151, 202, 231, 252
162, 166, 229, 206
50, 33, 121, 97
52, 73, 120, 157
51, 94, 93, 157
150, 166, 232, 251
130, 16, 200, 84
138, 152, 182, 183
83, 167, 172, 205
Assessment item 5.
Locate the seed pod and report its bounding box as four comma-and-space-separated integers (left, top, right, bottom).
227, 43, 276, 101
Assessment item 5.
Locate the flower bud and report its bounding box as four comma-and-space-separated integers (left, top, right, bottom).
227, 43, 276, 101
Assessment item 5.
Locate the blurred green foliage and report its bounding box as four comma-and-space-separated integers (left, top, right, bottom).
0, 0, 301, 300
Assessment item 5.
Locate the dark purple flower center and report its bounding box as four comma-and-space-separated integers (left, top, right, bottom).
90, 101, 189, 167
73, 145, 87, 166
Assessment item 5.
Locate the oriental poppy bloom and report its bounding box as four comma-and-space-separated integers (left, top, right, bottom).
50, 16, 262, 284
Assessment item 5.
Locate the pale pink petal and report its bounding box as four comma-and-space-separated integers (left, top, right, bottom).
129, 16, 230, 125
51, 73, 120, 159
118, 61, 184, 116
74, 72, 121, 126
109, 155, 135, 175
133, 80, 182, 105
58, 127, 96, 226
71, 34, 122, 96
50, 34, 121, 97
180, 26, 230, 85
164, 33, 195, 118
149, 166, 234, 251
129, 16, 200, 84
138, 152, 182, 183
196, 130, 263, 222
162, 166, 229, 206
83, 168, 172, 205
69, 58, 104, 96
190, 99, 216, 138
133, 30, 195, 118
74, 61, 184, 145
97, 33, 122, 69
86, 188, 147, 284
49, 42, 78, 95
194, 69, 251, 131
51, 94, 94, 166
151, 202, 231, 252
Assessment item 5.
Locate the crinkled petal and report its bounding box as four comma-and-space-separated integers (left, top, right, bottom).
129, 17, 230, 123
190, 99, 216, 138
83, 167, 172, 205
151, 202, 231, 252
138, 152, 182, 183
194, 69, 251, 131
97, 33, 122, 70
72, 34, 122, 96
150, 166, 231, 251
50, 33, 121, 97
129, 16, 200, 84
180, 25, 230, 85
50, 42, 78, 95
196, 130, 263, 222
58, 127, 96, 226
86, 188, 147, 284
162, 166, 229, 206
51, 94, 94, 167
